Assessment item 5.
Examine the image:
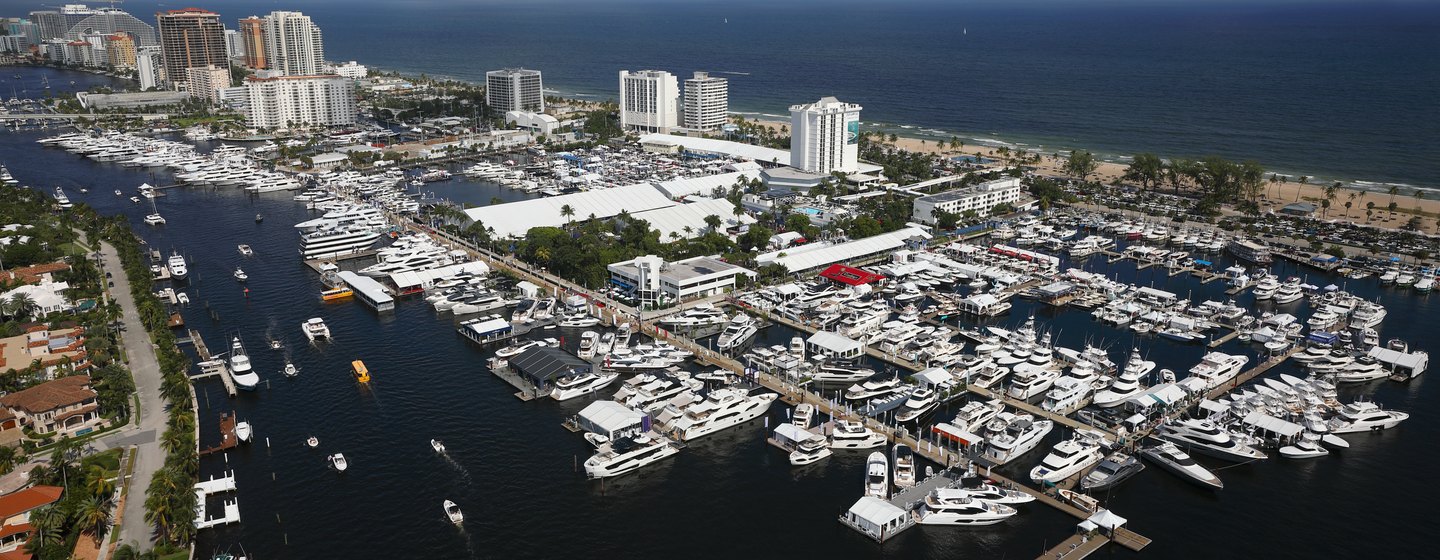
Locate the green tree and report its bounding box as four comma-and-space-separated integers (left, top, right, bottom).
703, 214, 722, 233
75, 494, 113, 543
1123, 153, 1164, 192
560, 204, 576, 228
1064, 150, 1098, 183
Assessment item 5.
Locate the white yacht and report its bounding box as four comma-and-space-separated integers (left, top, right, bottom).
1325, 401, 1409, 433
1157, 418, 1268, 462
950, 482, 1036, 505
234, 421, 254, 443
495, 338, 553, 358
1252, 275, 1280, 300
53, 187, 72, 209
953, 399, 1004, 433
1273, 278, 1304, 304
550, 370, 620, 401
444, 500, 464, 525
583, 433, 681, 479
227, 337, 260, 391
167, 251, 188, 280
864, 451, 890, 499
894, 388, 938, 423
668, 388, 778, 441
1041, 376, 1093, 413
981, 412, 1054, 465
715, 313, 758, 352
302, 317, 332, 342
892, 444, 917, 488
1005, 365, 1060, 401
233, 267, 248, 282
238, 244, 253, 256
812, 361, 877, 385
828, 420, 888, 450
614, 373, 703, 414
1029, 430, 1108, 484
789, 433, 833, 466
329, 453, 348, 472
1278, 432, 1330, 459
1139, 441, 1223, 490
299, 226, 383, 259
918, 489, 1018, 526
1186, 352, 1250, 390
658, 304, 729, 328
1093, 350, 1155, 408
845, 377, 903, 401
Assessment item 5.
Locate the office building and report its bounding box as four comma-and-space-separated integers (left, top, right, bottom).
156, 8, 227, 86
789, 97, 863, 175
485, 68, 544, 113
619, 70, 679, 134
185, 65, 230, 103
262, 11, 324, 76
106, 32, 135, 67
136, 46, 162, 90
238, 16, 266, 69
682, 71, 728, 131
244, 74, 356, 129
607, 255, 756, 308
911, 177, 1024, 223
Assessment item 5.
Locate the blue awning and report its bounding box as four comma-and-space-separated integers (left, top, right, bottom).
610, 278, 633, 290
1194, 259, 1212, 267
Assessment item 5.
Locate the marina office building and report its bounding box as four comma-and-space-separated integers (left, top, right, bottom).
910, 177, 1024, 224
607, 255, 757, 308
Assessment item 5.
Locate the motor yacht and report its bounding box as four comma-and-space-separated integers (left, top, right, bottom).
952, 480, 1036, 505
981, 412, 1054, 465
227, 337, 260, 391
1325, 401, 1409, 433
715, 313, 758, 352
1029, 430, 1108, 484
495, 338, 553, 358
1139, 441, 1223, 490
1041, 376, 1093, 413
894, 388, 938, 423
167, 251, 188, 280
1005, 365, 1060, 401
1093, 350, 1155, 408
558, 314, 601, 328
828, 420, 887, 450
789, 433, 833, 466
444, 500, 464, 525
550, 370, 620, 401
668, 387, 779, 441
584, 433, 681, 478
238, 244, 253, 256
657, 304, 729, 328
1273, 278, 1304, 304
1186, 352, 1249, 390
301, 317, 332, 342
1329, 357, 1387, 383
1157, 418, 1268, 462
892, 444, 917, 488
812, 360, 877, 385
864, 452, 890, 499
844, 377, 902, 401
918, 489, 1018, 526
792, 403, 816, 429
1080, 451, 1145, 491
1252, 275, 1280, 300
953, 399, 1004, 433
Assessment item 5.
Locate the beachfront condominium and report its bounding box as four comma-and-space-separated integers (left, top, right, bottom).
486, 68, 545, 113
243, 74, 357, 129
136, 46, 162, 90
156, 8, 228, 87
683, 72, 728, 131
261, 11, 325, 76
620, 70, 680, 134
30, 5, 157, 46
106, 32, 136, 68
910, 177, 1024, 223
790, 97, 863, 175
238, 16, 267, 69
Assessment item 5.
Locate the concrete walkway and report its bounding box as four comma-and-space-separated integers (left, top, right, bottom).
91, 240, 166, 552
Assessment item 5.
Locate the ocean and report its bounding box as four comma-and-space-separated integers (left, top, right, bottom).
2, 0, 1436, 188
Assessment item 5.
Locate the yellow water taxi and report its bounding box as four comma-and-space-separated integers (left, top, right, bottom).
351, 360, 371, 383
321, 287, 354, 301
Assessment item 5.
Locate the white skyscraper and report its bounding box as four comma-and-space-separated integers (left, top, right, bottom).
619, 70, 679, 134
223, 28, 242, 60
244, 74, 355, 129
683, 71, 728, 131
261, 11, 324, 76
789, 97, 863, 175
136, 46, 163, 90
485, 68, 544, 113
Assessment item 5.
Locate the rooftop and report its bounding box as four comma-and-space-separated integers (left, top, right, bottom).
0, 485, 62, 518
0, 375, 94, 414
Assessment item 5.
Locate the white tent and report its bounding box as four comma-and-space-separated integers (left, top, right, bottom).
843, 497, 909, 541
1088, 509, 1128, 531
577, 401, 644, 439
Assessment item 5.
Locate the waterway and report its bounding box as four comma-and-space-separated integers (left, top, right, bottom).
1, 67, 1433, 559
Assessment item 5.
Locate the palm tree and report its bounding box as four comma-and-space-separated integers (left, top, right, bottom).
0, 446, 18, 476
1388, 185, 1400, 218
26, 505, 65, 552
85, 464, 115, 499
75, 495, 113, 543
6, 293, 37, 320
703, 214, 722, 233
1322, 183, 1340, 218
560, 204, 575, 228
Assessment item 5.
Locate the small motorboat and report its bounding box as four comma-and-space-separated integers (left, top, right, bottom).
176, 292, 190, 304
238, 244, 253, 256
431, 439, 446, 454
255, 213, 264, 223
234, 421, 254, 443
269, 338, 283, 351
444, 500, 463, 525
234, 267, 248, 282
129, 196, 140, 203
306, 436, 320, 448
114, 189, 122, 196
283, 362, 298, 377
329, 453, 348, 472
1279, 432, 1330, 459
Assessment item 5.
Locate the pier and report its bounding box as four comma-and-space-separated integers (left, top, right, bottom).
193, 470, 241, 530
186, 329, 237, 397
199, 411, 240, 456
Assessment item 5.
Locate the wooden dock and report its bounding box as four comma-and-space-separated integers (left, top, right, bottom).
487, 358, 544, 401
198, 411, 239, 456
187, 329, 237, 397
302, 249, 379, 274
1038, 534, 1109, 560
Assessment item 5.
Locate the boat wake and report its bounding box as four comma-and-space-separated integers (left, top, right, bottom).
444, 455, 474, 485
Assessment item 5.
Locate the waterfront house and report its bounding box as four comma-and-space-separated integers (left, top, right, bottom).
0, 375, 104, 438
0, 326, 89, 380
0, 485, 63, 555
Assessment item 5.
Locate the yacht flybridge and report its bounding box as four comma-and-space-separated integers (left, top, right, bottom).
227, 337, 260, 391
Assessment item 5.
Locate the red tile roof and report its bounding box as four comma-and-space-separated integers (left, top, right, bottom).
0, 376, 95, 414
0, 486, 62, 519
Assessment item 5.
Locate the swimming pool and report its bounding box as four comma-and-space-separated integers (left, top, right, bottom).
797, 207, 822, 216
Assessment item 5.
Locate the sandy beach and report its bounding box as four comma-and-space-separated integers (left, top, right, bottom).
740, 116, 1440, 232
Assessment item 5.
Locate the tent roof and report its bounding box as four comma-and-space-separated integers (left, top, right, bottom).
846, 496, 908, 525
1088, 509, 1127, 529
806, 331, 864, 354
463, 183, 675, 238
1242, 411, 1303, 437
578, 400, 644, 433
509, 347, 591, 382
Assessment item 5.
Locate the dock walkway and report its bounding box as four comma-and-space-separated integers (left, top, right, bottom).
186, 329, 237, 397
1038, 534, 1109, 560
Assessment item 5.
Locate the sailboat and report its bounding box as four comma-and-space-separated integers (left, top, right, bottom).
143, 196, 165, 225
41, 76, 50, 89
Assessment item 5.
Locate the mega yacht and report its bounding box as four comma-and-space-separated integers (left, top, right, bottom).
53, 187, 72, 209
1325, 401, 1409, 433
845, 377, 903, 401
864, 452, 890, 499
550, 370, 620, 401
1005, 365, 1060, 401
918, 489, 1018, 526
294, 205, 387, 232
1093, 350, 1155, 408
1157, 418, 1268, 462
1041, 376, 1093, 413
1139, 441, 1223, 490
299, 226, 383, 259
167, 251, 188, 280
658, 304, 729, 328
1252, 275, 1281, 300
715, 313, 759, 352
583, 433, 680, 479
1226, 238, 1272, 265
668, 388, 778, 441
828, 420, 888, 449
1029, 430, 1108, 484
302, 317, 332, 342
1186, 352, 1250, 390
981, 412, 1054, 465
951, 480, 1036, 505
1273, 278, 1304, 304
227, 337, 260, 391
894, 388, 938, 423
953, 398, 1005, 433
495, 338, 554, 359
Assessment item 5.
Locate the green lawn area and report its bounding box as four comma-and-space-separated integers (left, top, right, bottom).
158, 552, 189, 560
62, 241, 92, 255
